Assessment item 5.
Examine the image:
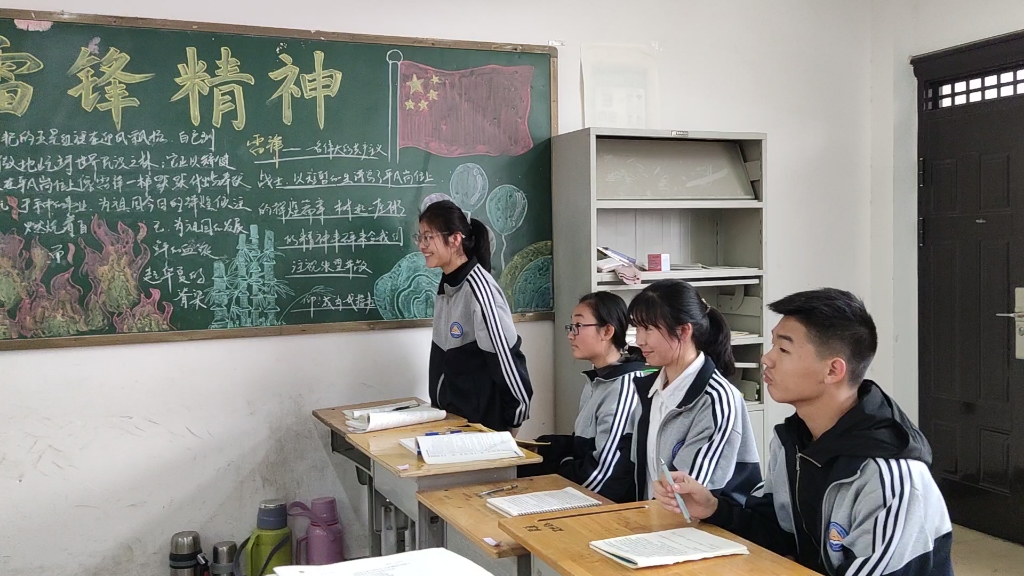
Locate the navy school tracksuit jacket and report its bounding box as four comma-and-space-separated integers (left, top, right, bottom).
519, 358, 648, 503
706, 380, 953, 575
429, 258, 532, 432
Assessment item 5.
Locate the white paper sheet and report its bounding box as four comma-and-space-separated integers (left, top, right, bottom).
273, 547, 492, 575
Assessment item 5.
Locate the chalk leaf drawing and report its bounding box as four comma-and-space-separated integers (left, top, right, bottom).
374, 252, 442, 320
499, 241, 552, 313
486, 184, 528, 270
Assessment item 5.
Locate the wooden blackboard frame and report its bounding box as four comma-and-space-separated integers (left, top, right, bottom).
0, 9, 557, 351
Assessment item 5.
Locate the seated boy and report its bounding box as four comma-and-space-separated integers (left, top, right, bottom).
655, 288, 952, 575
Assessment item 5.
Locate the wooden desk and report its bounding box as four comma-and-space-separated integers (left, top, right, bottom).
499, 502, 818, 576
312, 398, 541, 556
417, 475, 612, 576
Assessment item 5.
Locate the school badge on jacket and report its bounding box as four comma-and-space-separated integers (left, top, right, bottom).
828, 522, 848, 552
449, 322, 464, 339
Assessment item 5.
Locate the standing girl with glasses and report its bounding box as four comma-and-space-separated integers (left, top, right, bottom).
519, 292, 648, 503
628, 279, 761, 504
418, 199, 533, 434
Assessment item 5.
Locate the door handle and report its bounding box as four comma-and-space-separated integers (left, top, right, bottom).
996, 312, 1023, 318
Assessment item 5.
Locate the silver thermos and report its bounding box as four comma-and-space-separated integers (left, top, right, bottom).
210, 541, 237, 576
169, 531, 209, 575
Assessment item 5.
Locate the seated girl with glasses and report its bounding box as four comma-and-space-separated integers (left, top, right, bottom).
518, 291, 648, 503
628, 280, 761, 505
418, 199, 533, 434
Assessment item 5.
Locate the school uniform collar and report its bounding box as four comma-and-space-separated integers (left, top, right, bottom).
438, 257, 477, 293
582, 359, 648, 382
638, 354, 719, 410
648, 352, 706, 401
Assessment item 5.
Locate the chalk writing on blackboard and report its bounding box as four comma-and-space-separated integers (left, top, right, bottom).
0, 15, 554, 345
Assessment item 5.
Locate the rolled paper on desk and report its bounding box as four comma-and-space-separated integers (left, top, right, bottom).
345, 406, 447, 432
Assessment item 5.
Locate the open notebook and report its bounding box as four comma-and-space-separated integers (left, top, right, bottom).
413, 431, 524, 465
486, 487, 601, 517
589, 527, 748, 569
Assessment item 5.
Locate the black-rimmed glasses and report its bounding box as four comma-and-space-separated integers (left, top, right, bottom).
565, 322, 600, 336
412, 231, 451, 246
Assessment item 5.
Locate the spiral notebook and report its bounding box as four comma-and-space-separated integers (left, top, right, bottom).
486, 487, 602, 517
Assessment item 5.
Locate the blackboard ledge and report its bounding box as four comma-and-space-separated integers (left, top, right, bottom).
0, 312, 554, 352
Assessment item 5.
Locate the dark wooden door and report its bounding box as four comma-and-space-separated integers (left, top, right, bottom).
915, 37, 1024, 543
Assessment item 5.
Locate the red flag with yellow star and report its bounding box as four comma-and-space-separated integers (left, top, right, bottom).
398, 61, 534, 157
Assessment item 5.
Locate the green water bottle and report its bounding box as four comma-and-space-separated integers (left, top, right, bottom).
234, 499, 292, 576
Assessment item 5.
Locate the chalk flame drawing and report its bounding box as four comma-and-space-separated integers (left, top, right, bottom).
0, 231, 49, 312
14, 269, 88, 338
113, 288, 174, 333
78, 216, 151, 330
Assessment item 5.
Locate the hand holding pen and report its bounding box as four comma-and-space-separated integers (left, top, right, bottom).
653, 462, 720, 522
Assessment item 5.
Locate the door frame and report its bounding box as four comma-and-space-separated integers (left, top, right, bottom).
911, 30, 1024, 538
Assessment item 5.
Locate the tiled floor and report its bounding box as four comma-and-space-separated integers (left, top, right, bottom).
953, 525, 1024, 575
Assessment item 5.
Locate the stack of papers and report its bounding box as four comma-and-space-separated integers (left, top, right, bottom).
344, 405, 446, 433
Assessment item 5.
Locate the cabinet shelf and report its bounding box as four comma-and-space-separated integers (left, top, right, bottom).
596, 199, 764, 210
596, 268, 762, 284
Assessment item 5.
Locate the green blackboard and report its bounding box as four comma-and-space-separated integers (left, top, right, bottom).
0, 10, 555, 350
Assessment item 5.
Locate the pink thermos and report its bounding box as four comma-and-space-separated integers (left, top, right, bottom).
288, 497, 344, 565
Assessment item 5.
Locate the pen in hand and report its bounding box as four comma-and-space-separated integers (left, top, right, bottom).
660, 458, 692, 522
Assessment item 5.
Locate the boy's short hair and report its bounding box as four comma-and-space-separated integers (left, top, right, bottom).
768, 288, 878, 384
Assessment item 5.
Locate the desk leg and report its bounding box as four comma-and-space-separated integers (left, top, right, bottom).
381, 501, 399, 555
532, 556, 560, 576
415, 502, 445, 549
331, 431, 381, 557
369, 485, 384, 557
372, 463, 514, 552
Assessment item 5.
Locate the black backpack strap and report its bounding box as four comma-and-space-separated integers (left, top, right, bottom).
231, 536, 250, 576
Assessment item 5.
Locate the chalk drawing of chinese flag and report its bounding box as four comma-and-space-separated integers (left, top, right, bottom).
387, 51, 534, 159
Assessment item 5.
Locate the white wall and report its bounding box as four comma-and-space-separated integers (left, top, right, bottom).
0, 1, 873, 575
869, 0, 1024, 423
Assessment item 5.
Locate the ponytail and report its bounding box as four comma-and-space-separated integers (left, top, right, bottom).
699, 306, 735, 378
418, 199, 492, 272
627, 279, 735, 378
623, 345, 646, 364
467, 218, 492, 273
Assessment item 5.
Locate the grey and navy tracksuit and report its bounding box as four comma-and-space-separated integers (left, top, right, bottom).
520, 359, 649, 503
429, 259, 532, 432
632, 357, 763, 504
706, 380, 953, 575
